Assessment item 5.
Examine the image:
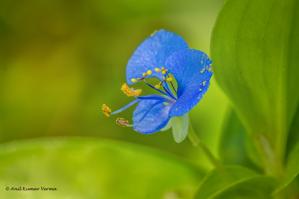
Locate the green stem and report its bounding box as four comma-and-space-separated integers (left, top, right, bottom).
188, 123, 224, 171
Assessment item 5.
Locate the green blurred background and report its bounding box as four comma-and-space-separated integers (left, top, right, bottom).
0, 0, 232, 199
0, 0, 229, 198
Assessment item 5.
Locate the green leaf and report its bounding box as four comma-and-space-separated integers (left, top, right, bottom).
273, 103, 299, 197
219, 109, 260, 170
214, 176, 276, 199
274, 101, 299, 198
211, 0, 299, 166
0, 138, 202, 199
286, 106, 299, 156
195, 166, 275, 199
273, 106, 299, 197
274, 142, 299, 195
171, 114, 189, 143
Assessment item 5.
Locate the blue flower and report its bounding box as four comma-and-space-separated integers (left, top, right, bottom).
102, 29, 213, 142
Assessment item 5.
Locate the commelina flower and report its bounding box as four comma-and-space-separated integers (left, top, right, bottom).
102, 29, 213, 143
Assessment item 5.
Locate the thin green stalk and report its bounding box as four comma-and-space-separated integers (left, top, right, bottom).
188, 123, 224, 171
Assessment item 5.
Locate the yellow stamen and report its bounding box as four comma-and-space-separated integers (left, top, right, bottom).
166, 77, 172, 82
142, 72, 147, 77
161, 67, 167, 74
121, 83, 142, 97
146, 70, 152, 75
131, 78, 138, 83
154, 84, 161, 89
116, 117, 130, 127
102, 104, 112, 117
154, 68, 161, 72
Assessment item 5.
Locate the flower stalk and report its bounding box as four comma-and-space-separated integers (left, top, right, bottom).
188, 122, 224, 171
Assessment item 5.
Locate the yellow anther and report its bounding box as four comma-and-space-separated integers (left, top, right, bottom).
154, 84, 161, 89
121, 83, 142, 97
160, 67, 167, 74
166, 77, 173, 82
102, 104, 112, 117
161, 68, 167, 74
131, 78, 138, 83
154, 68, 161, 72
146, 70, 152, 75
116, 117, 130, 127
142, 72, 147, 77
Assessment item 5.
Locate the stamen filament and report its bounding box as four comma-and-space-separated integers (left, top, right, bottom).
161, 81, 177, 99
111, 99, 139, 115
163, 73, 177, 96
131, 70, 177, 100
143, 81, 176, 100
169, 81, 177, 93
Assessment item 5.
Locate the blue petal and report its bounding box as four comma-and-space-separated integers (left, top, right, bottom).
133, 96, 172, 134
126, 29, 189, 84
165, 49, 213, 117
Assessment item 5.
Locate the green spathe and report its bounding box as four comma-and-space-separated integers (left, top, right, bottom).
171, 114, 190, 143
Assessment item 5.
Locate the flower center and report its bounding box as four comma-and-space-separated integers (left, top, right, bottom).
102, 67, 178, 126
130, 67, 178, 100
